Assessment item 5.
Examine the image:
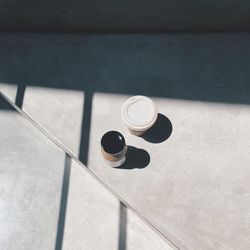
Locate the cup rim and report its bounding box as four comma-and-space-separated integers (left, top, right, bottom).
121, 95, 158, 131
101, 130, 126, 154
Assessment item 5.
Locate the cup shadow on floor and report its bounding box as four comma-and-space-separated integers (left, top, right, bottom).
141, 113, 172, 143
118, 146, 150, 170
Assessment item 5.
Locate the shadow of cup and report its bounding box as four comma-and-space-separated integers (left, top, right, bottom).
118, 146, 150, 170
141, 113, 172, 143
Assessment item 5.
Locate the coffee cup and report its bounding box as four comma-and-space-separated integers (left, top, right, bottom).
121, 96, 158, 136
101, 131, 127, 167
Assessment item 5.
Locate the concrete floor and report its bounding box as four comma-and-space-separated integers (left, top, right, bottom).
0, 95, 175, 250
1, 32, 250, 249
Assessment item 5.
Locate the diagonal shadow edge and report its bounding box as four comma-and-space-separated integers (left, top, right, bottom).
0, 91, 187, 250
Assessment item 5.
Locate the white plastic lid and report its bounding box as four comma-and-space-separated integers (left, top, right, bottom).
121, 96, 158, 131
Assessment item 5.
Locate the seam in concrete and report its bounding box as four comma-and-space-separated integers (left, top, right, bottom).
0, 90, 181, 250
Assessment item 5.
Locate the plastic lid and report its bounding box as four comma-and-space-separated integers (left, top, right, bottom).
121, 96, 158, 131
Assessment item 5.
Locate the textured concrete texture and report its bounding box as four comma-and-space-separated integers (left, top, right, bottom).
0, 97, 65, 250
1, 32, 250, 249
89, 94, 250, 250
64, 159, 175, 250
0, 0, 250, 32
0, 95, 175, 250
23, 87, 84, 156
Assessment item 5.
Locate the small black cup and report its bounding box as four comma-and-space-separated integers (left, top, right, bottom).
101, 131, 127, 167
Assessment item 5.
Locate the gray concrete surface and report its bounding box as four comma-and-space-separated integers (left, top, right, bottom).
1, 32, 250, 249
0, 95, 175, 249
89, 94, 250, 250
0, 0, 250, 32
64, 159, 175, 250
23, 87, 84, 156
0, 96, 65, 250
0, 32, 249, 104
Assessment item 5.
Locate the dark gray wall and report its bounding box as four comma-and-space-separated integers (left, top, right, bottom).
0, 0, 249, 32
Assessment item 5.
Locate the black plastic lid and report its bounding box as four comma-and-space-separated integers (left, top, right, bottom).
101, 131, 125, 154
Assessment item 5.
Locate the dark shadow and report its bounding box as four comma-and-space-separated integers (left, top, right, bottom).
79, 91, 93, 166
118, 202, 127, 250
55, 154, 71, 250
1, 27, 250, 35
0, 93, 15, 110
1, 33, 250, 105
15, 84, 26, 109
118, 146, 150, 170
141, 113, 172, 143
0, 0, 250, 33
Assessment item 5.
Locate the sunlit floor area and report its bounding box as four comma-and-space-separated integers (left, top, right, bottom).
0, 96, 174, 250
1, 32, 250, 250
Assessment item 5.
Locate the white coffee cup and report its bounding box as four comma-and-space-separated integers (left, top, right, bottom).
121, 95, 158, 136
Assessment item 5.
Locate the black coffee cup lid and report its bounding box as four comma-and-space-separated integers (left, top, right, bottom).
101, 131, 125, 154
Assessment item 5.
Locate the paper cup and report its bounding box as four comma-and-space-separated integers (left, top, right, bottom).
101, 131, 127, 167
121, 96, 158, 136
